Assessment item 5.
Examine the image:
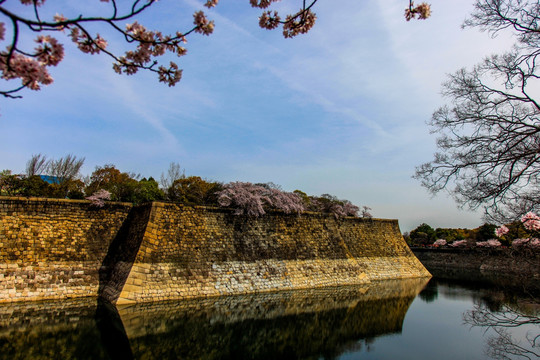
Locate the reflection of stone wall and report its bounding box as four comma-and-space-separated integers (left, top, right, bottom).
1, 197, 430, 303
0, 197, 132, 302
0, 278, 429, 360
118, 278, 429, 337
121, 279, 429, 360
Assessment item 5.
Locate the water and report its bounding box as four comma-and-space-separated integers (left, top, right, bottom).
0, 277, 538, 360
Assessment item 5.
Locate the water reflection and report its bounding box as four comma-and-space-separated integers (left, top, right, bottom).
419, 278, 540, 360
464, 302, 540, 360
0, 278, 428, 360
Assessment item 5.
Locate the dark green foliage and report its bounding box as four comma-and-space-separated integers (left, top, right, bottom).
475, 223, 497, 241
0, 170, 21, 196
435, 228, 466, 242
15, 175, 52, 197
85, 164, 139, 202
409, 223, 437, 246
167, 176, 223, 206
504, 221, 528, 242
133, 177, 165, 204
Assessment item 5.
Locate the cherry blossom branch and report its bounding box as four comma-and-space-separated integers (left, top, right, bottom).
0, 0, 216, 97
0, 0, 431, 101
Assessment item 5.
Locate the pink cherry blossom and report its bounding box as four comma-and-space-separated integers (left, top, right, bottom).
20, 0, 46, 6
449, 240, 467, 248
259, 11, 281, 30
250, 0, 279, 9
35, 35, 64, 66
433, 239, 447, 247
476, 239, 501, 248
0, 52, 53, 90
521, 212, 540, 231
495, 225, 509, 237
193, 11, 215, 35
86, 189, 111, 208
512, 238, 530, 249
282, 9, 316, 38
204, 0, 219, 8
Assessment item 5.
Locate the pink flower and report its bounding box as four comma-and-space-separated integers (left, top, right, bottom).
158, 62, 182, 87
449, 240, 467, 248
204, 0, 219, 8
476, 239, 501, 248
512, 238, 530, 249
259, 11, 281, 30
521, 212, 540, 231
86, 189, 111, 208
529, 238, 540, 249
495, 225, 509, 237
0, 52, 53, 90
193, 11, 215, 36
35, 35, 64, 66
20, 0, 46, 6
433, 239, 447, 247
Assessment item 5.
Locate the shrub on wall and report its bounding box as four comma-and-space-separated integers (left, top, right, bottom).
166, 176, 222, 206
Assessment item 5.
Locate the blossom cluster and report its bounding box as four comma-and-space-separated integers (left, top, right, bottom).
405, 2, 432, 21
448, 240, 467, 248
282, 9, 317, 38
253, 0, 317, 38
476, 239, 502, 248
495, 211, 540, 250
86, 189, 111, 208
433, 239, 447, 247
511, 238, 540, 249
217, 182, 305, 217
495, 225, 509, 237
520, 212, 540, 231
216, 182, 367, 219
0, 0, 216, 97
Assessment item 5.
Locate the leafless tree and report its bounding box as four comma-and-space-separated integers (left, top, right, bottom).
25, 153, 49, 176
160, 162, 185, 191
415, 0, 540, 223
47, 154, 85, 183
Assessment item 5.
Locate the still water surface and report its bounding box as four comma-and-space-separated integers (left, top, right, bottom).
0, 277, 538, 359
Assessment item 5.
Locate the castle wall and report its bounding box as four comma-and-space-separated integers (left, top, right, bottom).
0, 197, 430, 303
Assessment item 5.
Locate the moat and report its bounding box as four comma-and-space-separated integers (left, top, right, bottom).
1, 276, 538, 360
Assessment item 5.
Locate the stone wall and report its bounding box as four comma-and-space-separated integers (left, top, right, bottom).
108, 202, 430, 303
0, 197, 430, 303
412, 248, 539, 290
0, 197, 132, 302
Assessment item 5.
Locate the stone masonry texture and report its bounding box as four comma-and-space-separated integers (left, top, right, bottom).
0, 197, 430, 303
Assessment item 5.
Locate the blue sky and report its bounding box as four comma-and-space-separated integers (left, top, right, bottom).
0, 0, 516, 231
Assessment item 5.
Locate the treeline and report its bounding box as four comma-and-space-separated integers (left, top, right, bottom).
0, 154, 372, 218
404, 222, 528, 247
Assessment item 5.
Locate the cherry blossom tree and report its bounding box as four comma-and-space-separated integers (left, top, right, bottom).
86, 188, 111, 208
495, 212, 540, 250
0, 0, 430, 100
217, 182, 305, 217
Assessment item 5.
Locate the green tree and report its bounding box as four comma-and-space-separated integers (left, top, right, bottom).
133, 177, 165, 204
16, 175, 52, 197
85, 164, 139, 202
475, 223, 498, 242
409, 223, 437, 246
167, 176, 222, 206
